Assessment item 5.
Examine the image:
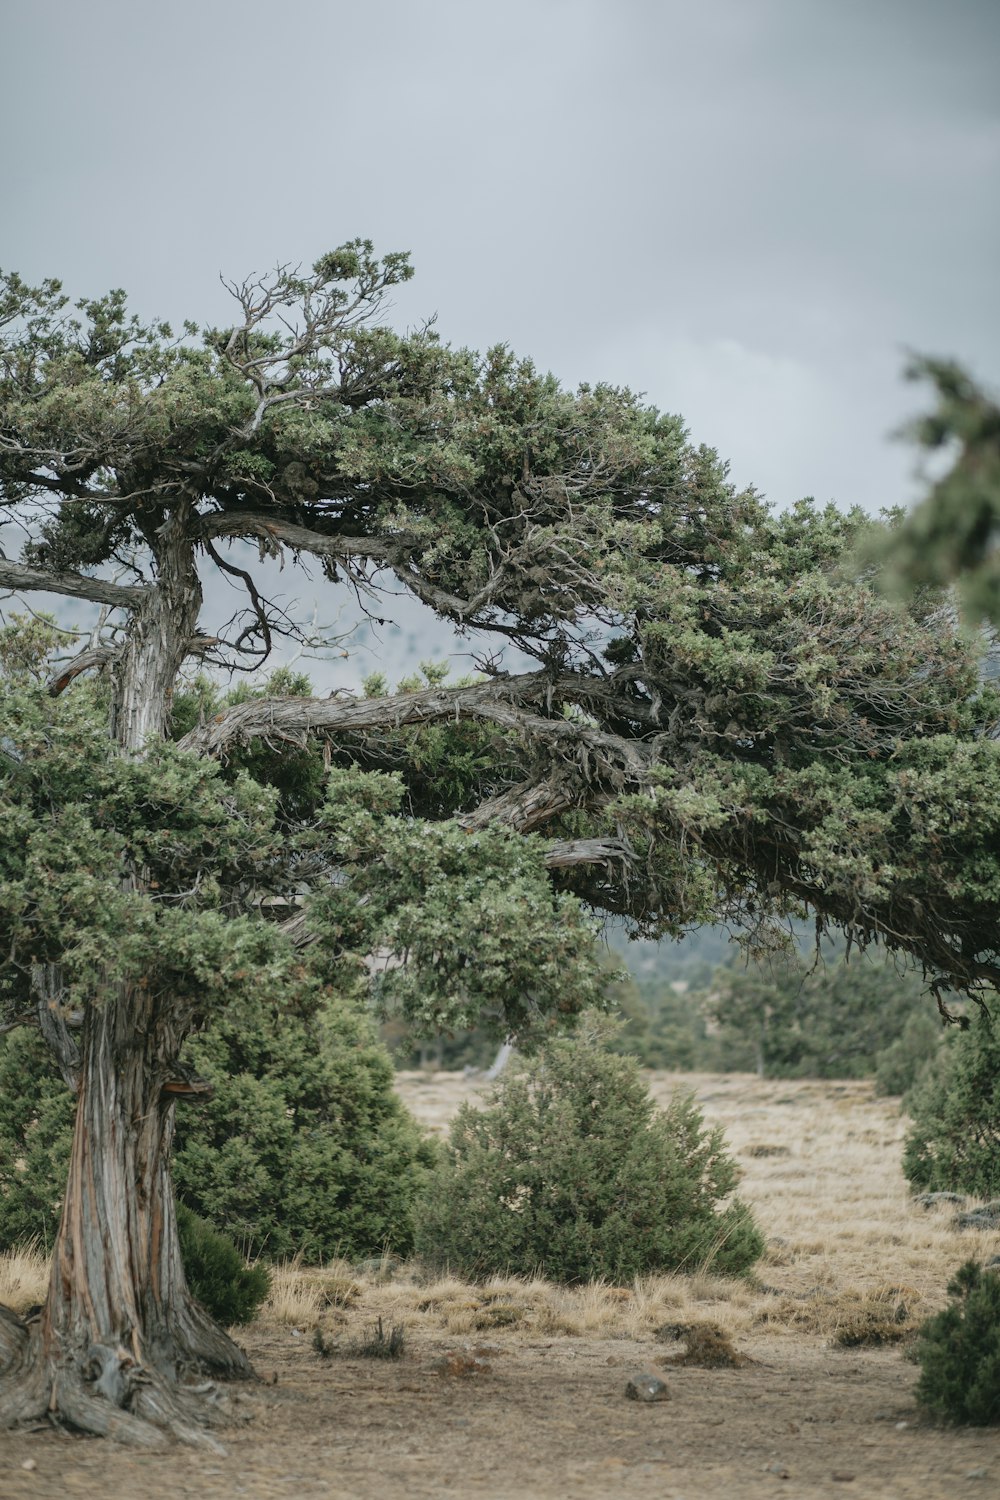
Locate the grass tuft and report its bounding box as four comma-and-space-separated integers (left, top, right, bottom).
0, 1241, 49, 1313
353, 1315, 406, 1359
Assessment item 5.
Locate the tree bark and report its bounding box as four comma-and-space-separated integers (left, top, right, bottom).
0, 507, 254, 1446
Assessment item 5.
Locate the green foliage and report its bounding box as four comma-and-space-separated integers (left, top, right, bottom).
5, 269, 1000, 1008
414, 1019, 764, 1283
0, 657, 291, 1029
915, 1261, 1000, 1425
0, 990, 434, 1264
874, 1009, 945, 1098
175, 1203, 270, 1327
603, 967, 718, 1071
309, 767, 611, 1041
903, 1010, 1000, 1197
173, 986, 436, 1261
865, 359, 1000, 624
6, 264, 1000, 1011
704, 940, 944, 1081
0, 1028, 74, 1250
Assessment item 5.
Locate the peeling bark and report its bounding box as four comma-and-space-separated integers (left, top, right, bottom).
1, 507, 254, 1446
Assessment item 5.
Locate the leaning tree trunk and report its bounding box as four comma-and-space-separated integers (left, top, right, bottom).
0, 989, 253, 1446
0, 508, 255, 1446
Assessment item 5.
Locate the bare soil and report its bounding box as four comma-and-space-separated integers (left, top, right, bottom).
2, 1071, 999, 1500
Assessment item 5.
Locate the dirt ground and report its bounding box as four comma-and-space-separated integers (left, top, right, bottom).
2, 1071, 999, 1500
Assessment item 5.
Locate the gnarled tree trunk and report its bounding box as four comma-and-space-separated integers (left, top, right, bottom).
0, 990, 253, 1446
0, 511, 256, 1446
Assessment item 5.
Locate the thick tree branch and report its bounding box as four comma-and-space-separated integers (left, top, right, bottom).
544, 836, 635, 870
460, 775, 579, 834
197, 512, 394, 565
176, 675, 657, 786
0, 559, 144, 609
46, 645, 118, 697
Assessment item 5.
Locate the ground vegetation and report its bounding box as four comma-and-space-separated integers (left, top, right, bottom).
2, 248, 1000, 1443
415, 1018, 763, 1281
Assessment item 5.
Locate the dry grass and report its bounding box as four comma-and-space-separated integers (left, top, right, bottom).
3, 1070, 998, 1355
392, 1069, 1000, 1346
0, 1239, 48, 1313
264, 1255, 362, 1325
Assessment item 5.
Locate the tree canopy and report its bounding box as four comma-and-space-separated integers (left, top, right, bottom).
2, 243, 1000, 1444
865, 358, 1000, 626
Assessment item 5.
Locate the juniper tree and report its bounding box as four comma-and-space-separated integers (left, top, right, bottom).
2, 245, 1000, 1444
867, 358, 1000, 624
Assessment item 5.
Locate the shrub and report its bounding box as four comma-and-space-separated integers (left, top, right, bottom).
176, 1203, 270, 1326
903, 1011, 1000, 1198
0, 988, 433, 1264
172, 987, 436, 1261
915, 1261, 1000, 1425
706, 941, 946, 1081
0, 1028, 75, 1251
414, 1017, 764, 1283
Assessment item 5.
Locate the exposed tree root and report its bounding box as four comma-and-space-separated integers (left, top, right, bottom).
0, 1304, 29, 1370
0, 1308, 256, 1451
153, 1294, 256, 1382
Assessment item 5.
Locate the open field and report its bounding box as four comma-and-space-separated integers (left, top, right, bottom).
2, 1070, 999, 1499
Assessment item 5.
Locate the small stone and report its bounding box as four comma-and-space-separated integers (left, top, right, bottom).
21, 1459, 37, 1471
895, 1421, 909, 1431
965, 1468, 990, 1481
764, 1460, 790, 1478
624, 1372, 670, 1402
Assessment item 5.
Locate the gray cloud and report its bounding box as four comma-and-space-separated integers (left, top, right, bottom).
3, 0, 998, 675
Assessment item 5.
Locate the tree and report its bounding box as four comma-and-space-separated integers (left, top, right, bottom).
2, 246, 1000, 1443
866, 359, 1000, 625
704, 939, 946, 1080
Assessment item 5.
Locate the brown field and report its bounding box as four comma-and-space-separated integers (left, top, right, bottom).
2, 1069, 999, 1499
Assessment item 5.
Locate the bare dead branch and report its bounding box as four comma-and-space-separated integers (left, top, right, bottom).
46, 645, 118, 697
0, 559, 145, 609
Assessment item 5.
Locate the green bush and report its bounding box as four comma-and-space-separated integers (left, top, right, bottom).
903, 1011, 1000, 1197
414, 1018, 764, 1283
172, 987, 435, 1261
915, 1261, 1000, 1425
705, 941, 946, 1081
0, 1028, 75, 1250
176, 1203, 270, 1326
0, 989, 433, 1263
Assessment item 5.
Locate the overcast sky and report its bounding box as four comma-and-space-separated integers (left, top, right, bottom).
3, 0, 999, 678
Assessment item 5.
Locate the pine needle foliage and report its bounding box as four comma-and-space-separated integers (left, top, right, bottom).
915, 1261, 1000, 1425
175, 1204, 271, 1327
415, 1018, 763, 1284
903, 1010, 1000, 1197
